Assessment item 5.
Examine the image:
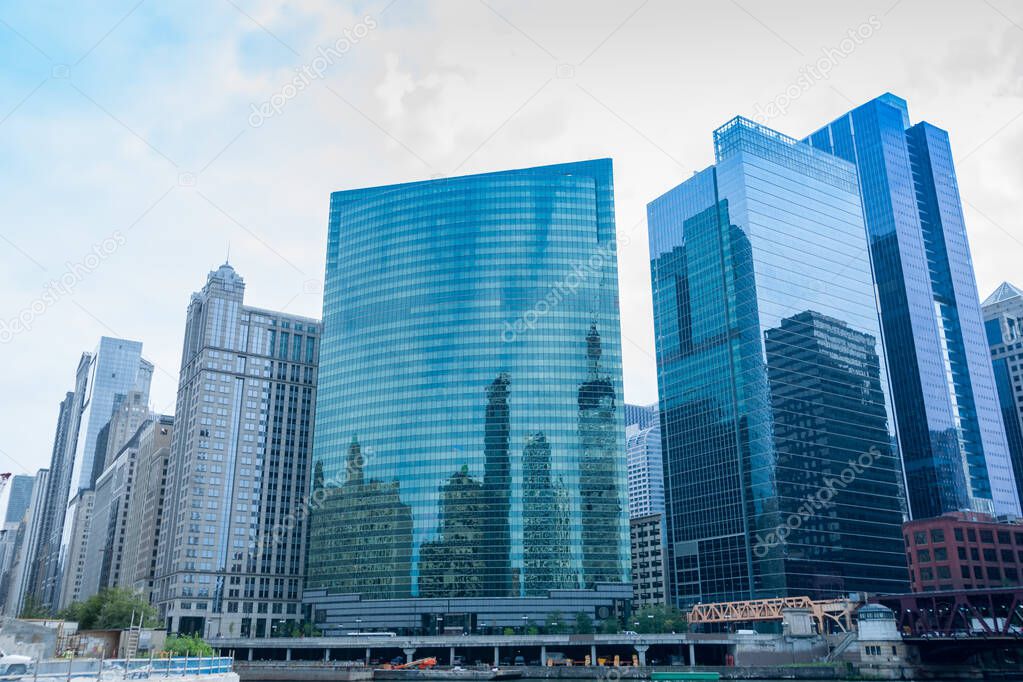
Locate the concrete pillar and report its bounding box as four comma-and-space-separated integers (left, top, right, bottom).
449, 647, 455, 666
403, 648, 417, 664
365, 648, 371, 664
324, 649, 330, 662
285, 649, 292, 662
493, 645, 499, 667
540, 645, 546, 665
688, 643, 695, 668
591, 645, 597, 666
634, 644, 648, 667
247, 649, 253, 662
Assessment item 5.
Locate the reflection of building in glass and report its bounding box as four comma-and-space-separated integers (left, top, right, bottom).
307, 160, 630, 633
981, 282, 1023, 515
521, 432, 574, 595
806, 94, 1020, 518
419, 466, 487, 598
649, 117, 908, 606
307, 440, 412, 600
764, 310, 908, 597
579, 324, 625, 588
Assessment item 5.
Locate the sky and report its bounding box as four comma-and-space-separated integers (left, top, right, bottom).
2, 0, 1023, 476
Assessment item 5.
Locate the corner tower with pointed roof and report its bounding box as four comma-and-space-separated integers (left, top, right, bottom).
981, 281, 1023, 513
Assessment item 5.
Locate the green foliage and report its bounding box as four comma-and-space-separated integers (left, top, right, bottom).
18, 596, 50, 619
598, 618, 621, 634
544, 611, 566, 634
502, 627, 515, 636
163, 634, 214, 657
288, 621, 321, 637
57, 588, 157, 630
573, 611, 594, 634
631, 605, 688, 634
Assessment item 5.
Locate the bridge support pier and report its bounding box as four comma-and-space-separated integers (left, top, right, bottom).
449, 647, 455, 666
285, 649, 291, 662
493, 646, 499, 667
540, 645, 546, 665
688, 643, 695, 667
634, 644, 648, 667
324, 649, 330, 662
247, 649, 253, 662
365, 648, 371, 664
591, 645, 597, 665
403, 648, 416, 664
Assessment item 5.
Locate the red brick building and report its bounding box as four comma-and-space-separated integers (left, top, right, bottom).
903, 512, 1023, 592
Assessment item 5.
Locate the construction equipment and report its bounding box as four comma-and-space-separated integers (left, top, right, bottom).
391, 657, 437, 670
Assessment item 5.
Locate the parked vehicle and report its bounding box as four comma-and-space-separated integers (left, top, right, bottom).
0, 652, 32, 675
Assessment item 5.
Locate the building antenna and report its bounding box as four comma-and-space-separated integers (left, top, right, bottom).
226, 241, 231, 265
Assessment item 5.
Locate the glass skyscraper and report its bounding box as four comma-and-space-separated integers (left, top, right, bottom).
648, 118, 909, 606
307, 159, 631, 634
806, 94, 1021, 518
981, 282, 1023, 514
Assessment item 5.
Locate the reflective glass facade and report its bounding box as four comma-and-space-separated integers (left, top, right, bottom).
806, 94, 1021, 518
308, 159, 630, 632
649, 118, 909, 606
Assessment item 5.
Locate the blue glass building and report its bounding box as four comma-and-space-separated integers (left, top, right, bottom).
806, 94, 1021, 518
648, 118, 909, 606
307, 160, 631, 633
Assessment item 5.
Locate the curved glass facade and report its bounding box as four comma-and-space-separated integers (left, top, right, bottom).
308, 160, 630, 630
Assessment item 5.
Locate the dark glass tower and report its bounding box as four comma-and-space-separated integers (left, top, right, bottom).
648, 118, 909, 606
806, 94, 1021, 518
307, 160, 631, 633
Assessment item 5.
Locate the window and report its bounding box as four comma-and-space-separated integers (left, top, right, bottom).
998, 531, 1010, 544
934, 547, 947, 561
968, 529, 977, 541
919, 567, 934, 580
913, 531, 927, 544
917, 549, 931, 562
937, 566, 951, 579
954, 528, 964, 542
981, 530, 994, 543
930, 529, 945, 542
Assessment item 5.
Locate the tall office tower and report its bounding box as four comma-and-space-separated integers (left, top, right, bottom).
154, 263, 318, 639
57, 490, 94, 608
5, 470, 49, 617
306, 159, 631, 634
32, 338, 152, 612
80, 395, 153, 601
625, 405, 663, 518
4, 476, 35, 525
981, 282, 1023, 514
120, 415, 174, 603
648, 118, 909, 606
806, 93, 1021, 518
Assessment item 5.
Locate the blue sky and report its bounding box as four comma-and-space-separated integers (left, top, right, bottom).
2, 0, 1023, 476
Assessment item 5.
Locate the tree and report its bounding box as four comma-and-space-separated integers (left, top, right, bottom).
544, 611, 566, 634
18, 596, 50, 619
57, 588, 158, 630
163, 634, 214, 657
632, 605, 688, 634
573, 612, 594, 634
598, 618, 620, 634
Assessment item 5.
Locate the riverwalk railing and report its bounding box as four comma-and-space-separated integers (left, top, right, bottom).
25, 656, 234, 680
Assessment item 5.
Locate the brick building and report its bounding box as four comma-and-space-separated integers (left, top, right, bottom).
904, 512, 1023, 592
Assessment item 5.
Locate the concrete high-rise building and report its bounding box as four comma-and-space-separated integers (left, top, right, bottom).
154, 263, 318, 639
5, 470, 49, 617
981, 281, 1023, 515
625, 405, 663, 518
629, 513, 667, 609
306, 160, 631, 634
649, 117, 909, 606
120, 415, 174, 604
32, 338, 152, 612
4, 476, 35, 525
806, 94, 1021, 518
